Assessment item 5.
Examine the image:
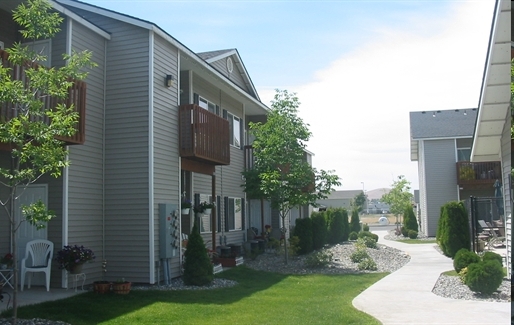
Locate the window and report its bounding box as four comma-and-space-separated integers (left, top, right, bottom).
457, 148, 471, 162
198, 96, 219, 115
226, 112, 241, 148
226, 197, 242, 231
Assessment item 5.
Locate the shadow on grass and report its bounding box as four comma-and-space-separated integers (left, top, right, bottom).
2, 266, 386, 325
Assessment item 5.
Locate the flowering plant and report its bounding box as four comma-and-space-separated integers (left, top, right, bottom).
194, 201, 214, 213
55, 245, 95, 271
181, 197, 192, 209
1, 253, 13, 266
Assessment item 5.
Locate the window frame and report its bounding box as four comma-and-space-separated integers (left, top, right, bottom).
226, 197, 242, 231
226, 112, 241, 149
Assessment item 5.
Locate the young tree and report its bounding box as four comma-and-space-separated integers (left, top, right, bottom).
246, 89, 340, 263
381, 175, 413, 233
351, 192, 367, 213
0, 0, 95, 319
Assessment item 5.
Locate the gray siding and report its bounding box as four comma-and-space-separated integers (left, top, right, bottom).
66, 20, 107, 284
423, 139, 459, 236
0, 8, 17, 48
500, 119, 511, 279
152, 34, 180, 280
208, 55, 249, 94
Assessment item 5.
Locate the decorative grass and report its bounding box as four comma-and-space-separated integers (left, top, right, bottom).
2, 267, 387, 325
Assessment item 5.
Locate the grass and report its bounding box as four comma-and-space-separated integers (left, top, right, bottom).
2, 266, 387, 325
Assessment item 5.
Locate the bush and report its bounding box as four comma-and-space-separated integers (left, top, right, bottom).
350, 249, 369, 263
358, 258, 377, 271
403, 206, 418, 232
311, 212, 328, 250
183, 223, 213, 286
362, 223, 369, 232
350, 208, 361, 233
349, 231, 358, 241
357, 237, 377, 249
453, 248, 480, 273
465, 260, 504, 295
358, 231, 379, 242
458, 267, 468, 284
401, 226, 409, 237
288, 236, 300, 257
305, 250, 333, 268
437, 201, 470, 258
293, 218, 313, 255
482, 251, 503, 266
408, 230, 418, 239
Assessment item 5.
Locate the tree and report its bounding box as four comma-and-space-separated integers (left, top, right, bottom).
437, 201, 470, 258
381, 175, 413, 233
183, 222, 213, 286
350, 208, 361, 233
402, 205, 418, 232
245, 89, 340, 263
0, 0, 95, 320
351, 192, 367, 213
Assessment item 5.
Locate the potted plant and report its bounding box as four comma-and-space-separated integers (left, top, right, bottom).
112, 278, 131, 294
194, 201, 214, 215
181, 197, 192, 215
93, 259, 111, 294
55, 245, 95, 274
0, 253, 13, 269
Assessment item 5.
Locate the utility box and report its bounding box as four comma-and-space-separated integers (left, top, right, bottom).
159, 203, 179, 259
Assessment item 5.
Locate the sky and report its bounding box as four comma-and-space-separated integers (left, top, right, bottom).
78, 0, 496, 192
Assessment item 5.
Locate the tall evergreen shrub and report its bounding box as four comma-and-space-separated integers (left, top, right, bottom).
183, 222, 213, 286
403, 206, 418, 232
328, 208, 346, 244
437, 201, 470, 258
311, 211, 328, 250
350, 208, 361, 233
293, 217, 313, 254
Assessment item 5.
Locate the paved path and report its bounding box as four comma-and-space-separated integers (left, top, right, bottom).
352, 230, 510, 325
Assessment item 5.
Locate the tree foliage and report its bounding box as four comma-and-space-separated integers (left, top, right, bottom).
437, 201, 470, 258
350, 208, 361, 233
0, 0, 96, 319
402, 206, 418, 232
351, 192, 367, 212
243, 89, 340, 263
381, 175, 413, 229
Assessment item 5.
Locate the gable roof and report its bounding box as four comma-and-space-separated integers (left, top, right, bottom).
323, 190, 363, 200
197, 48, 260, 101
57, 0, 268, 116
409, 108, 477, 161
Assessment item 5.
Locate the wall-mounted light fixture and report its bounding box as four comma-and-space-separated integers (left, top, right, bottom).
165, 74, 174, 88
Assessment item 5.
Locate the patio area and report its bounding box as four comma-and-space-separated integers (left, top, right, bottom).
0, 285, 84, 310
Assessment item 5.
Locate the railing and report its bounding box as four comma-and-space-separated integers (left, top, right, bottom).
0, 49, 86, 145
456, 161, 501, 187
244, 145, 254, 170
179, 104, 230, 165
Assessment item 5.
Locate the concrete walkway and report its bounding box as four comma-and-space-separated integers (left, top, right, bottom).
353, 230, 510, 325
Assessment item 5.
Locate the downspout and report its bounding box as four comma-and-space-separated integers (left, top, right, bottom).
148, 31, 155, 284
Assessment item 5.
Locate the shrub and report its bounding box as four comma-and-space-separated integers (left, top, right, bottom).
482, 251, 503, 266
357, 237, 377, 249
328, 208, 348, 244
453, 248, 480, 273
362, 223, 369, 232
458, 267, 468, 284
349, 231, 358, 241
437, 201, 470, 258
305, 250, 333, 268
288, 236, 300, 257
293, 218, 313, 255
403, 206, 418, 232
408, 230, 418, 239
358, 258, 377, 271
311, 212, 328, 250
401, 226, 409, 237
350, 249, 369, 263
358, 231, 379, 242
183, 223, 213, 286
350, 208, 361, 233
465, 260, 504, 295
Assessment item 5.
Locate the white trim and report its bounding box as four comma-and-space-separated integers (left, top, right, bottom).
0, 41, 4, 50
148, 30, 155, 284
177, 51, 181, 107
204, 50, 237, 63
67, 18, 72, 56
412, 135, 473, 141
53, 1, 110, 39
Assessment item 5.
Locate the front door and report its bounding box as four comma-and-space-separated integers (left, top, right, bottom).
15, 184, 49, 285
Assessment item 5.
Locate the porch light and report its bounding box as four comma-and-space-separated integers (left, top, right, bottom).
165, 74, 174, 88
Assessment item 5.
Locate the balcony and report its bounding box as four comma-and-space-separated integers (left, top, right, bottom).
179, 104, 230, 166
0, 49, 86, 146
457, 161, 501, 189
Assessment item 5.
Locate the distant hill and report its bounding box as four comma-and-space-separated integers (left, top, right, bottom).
366, 188, 391, 201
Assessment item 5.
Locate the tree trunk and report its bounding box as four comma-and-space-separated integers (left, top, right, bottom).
282, 215, 288, 265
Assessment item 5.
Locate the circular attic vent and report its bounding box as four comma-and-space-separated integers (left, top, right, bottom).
226, 57, 234, 73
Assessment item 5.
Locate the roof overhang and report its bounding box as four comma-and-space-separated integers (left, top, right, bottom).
471, 0, 511, 162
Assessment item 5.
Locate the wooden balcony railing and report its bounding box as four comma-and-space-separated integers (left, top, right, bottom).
0, 49, 86, 146
457, 161, 501, 188
179, 104, 230, 165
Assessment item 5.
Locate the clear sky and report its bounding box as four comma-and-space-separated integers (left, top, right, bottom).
77, 0, 496, 192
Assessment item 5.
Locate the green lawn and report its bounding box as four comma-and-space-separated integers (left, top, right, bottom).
3, 267, 387, 325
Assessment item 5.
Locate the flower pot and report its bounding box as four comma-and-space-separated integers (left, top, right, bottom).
68, 263, 84, 274
0, 264, 6, 270
181, 208, 190, 215
203, 208, 212, 215
93, 281, 112, 294
113, 281, 131, 294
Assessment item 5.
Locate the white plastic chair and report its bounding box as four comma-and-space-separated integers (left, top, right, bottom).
21, 239, 53, 291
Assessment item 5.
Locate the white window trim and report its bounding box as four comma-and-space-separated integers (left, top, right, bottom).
227, 197, 242, 231
227, 112, 241, 149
